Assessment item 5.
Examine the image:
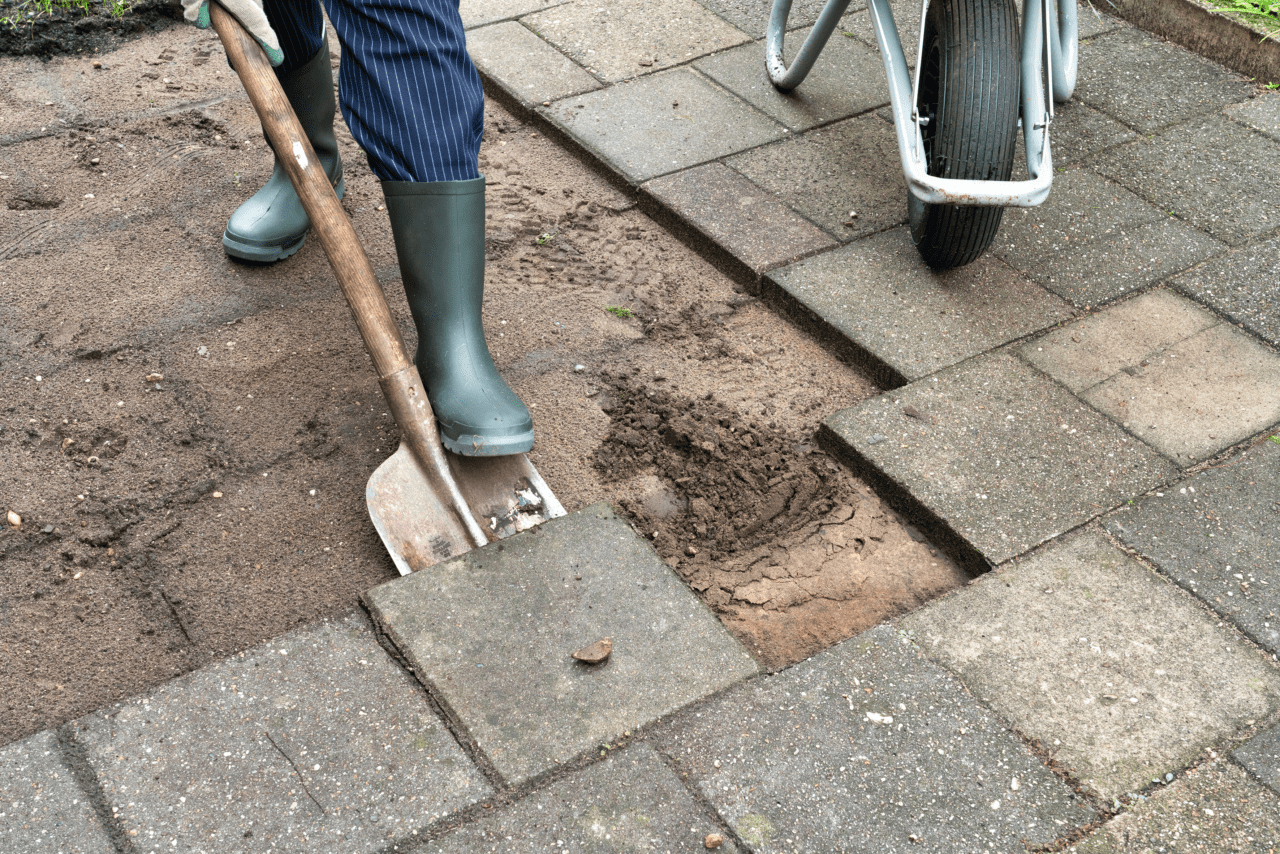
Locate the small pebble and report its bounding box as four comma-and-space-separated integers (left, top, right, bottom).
6, 510, 21, 528
574, 364, 585, 373
572, 638, 612, 664
704, 833, 724, 849
145, 373, 163, 382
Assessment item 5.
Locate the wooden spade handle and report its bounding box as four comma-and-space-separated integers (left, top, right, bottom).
210, 3, 490, 548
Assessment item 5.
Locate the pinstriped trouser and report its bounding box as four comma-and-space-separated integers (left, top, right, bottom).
262, 0, 483, 184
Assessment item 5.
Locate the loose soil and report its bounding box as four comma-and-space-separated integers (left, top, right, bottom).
0, 19, 968, 748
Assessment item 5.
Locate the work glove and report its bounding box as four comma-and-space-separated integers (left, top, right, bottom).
181, 0, 285, 67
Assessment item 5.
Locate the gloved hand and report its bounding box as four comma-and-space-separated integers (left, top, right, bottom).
182, 0, 285, 67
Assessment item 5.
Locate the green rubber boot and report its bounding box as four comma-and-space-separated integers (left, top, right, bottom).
223, 38, 344, 262
382, 177, 534, 457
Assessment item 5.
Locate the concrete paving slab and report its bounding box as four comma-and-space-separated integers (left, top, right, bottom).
665, 623, 1096, 853
1068, 761, 1280, 852
1173, 234, 1280, 346
363, 504, 760, 788
1078, 322, 1280, 463
1089, 115, 1280, 247
1018, 289, 1221, 394
1226, 90, 1280, 142
0, 730, 113, 854
767, 229, 1074, 385
75, 613, 488, 853
460, 0, 563, 29
642, 162, 839, 272
1075, 28, 1252, 133
726, 113, 906, 239
694, 34, 888, 132
995, 169, 1225, 308
699, 0, 865, 35
822, 352, 1178, 566
902, 531, 1280, 800
523, 0, 750, 83
543, 69, 786, 184
425, 745, 739, 852
1048, 101, 1139, 165
841, 0, 922, 67
1232, 722, 1280, 799
468, 22, 602, 108
1106, 436, 1280, 654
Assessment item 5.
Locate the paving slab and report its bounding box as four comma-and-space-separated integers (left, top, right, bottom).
1075, 27, 1252, 134
1018, 288, 1221, 393
726, 112, 906, 239
699, 0, 865, 35
460, 0, 564, 29
424, 745, 739, 853
1067, 761, 1280, 852
1046, 101, 1139, 165
75, 613, 488, 853
665, 623, 1096, 853
1077, 321, 1280, 463
543, 69, 786, 184
995, 169, 1225, 307
1173, 234, 1280, 346
467, 22, 602, 108
0, 730, 113, 854
1226, 89, 1280, 142
822, 351, 1178, 566
767, 229, 1074, 385
1106, 436, 1280, 654
1089, 115, 1280, 247
363, 503, 760, 788
1233, 721, 1280, 799
523, 0, 750, 83
694, 34, 888, 132
642, 161, 839, 273
902, 531, 1280, 800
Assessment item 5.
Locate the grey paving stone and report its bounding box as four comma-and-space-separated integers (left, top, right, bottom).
1074, 3, 1129, 38
424, 745, 739, 853
1067, 761, 1280, 852
0, 731, 112, 854
1226, 90, 1280, 143
694, 34, 887, 132
1089, 115, 1280, 247
544, 69, 786, 184
726, 113, 906, 239
666, 623, 1096, 853
995, 169, 1225, 308
699, 0, 865, 35
523, 0, 750, 83
643, 162, 839, 272
364, 503, 759, 788
1018, 289, 1220, 394
1079, 322, 1280, 463
1048, 101, 1139, 165
902, 531, 1280, 800
1233, 722, 1280, 799
768, 229, 1074, 384
460, 0, 563, 29
76, 613, 488, 853
1075, 28, 1252, 134
1173, 234, 1280, 346
468, 22, 602, 107
822, 352, 1178, 566
1106, 436, 1280, 655
840, 0, 922, 66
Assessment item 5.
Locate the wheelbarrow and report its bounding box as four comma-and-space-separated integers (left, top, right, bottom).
767, 0, 1079, 268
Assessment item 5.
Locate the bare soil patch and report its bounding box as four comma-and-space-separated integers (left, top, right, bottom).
0, 21, 967, 747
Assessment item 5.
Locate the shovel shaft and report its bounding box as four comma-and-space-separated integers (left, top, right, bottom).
211, 3, 489, 549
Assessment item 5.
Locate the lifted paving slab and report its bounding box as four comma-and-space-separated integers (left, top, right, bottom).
0, 730, 112, 854
1068, 761, 1280, 852
543, 68, 786, 184
666, 623, 1096, 853
822, 351, 1178, 567
1106, 436, 1280, 655
1173, 233, 1280, 346
74, 613, 488, 853
767, 229, 1074, 385
902, 531, 1280, 800
363, 503, 759, 788
425, 745, 739, 853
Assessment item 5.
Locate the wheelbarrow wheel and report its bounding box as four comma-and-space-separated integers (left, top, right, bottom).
909, 0, 1020, 270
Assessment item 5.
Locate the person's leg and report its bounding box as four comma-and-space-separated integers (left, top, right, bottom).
222, 0, 344, 262
324, 0, 533, 457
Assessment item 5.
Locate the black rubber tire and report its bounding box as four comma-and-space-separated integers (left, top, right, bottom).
909, 0, 1020, 270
